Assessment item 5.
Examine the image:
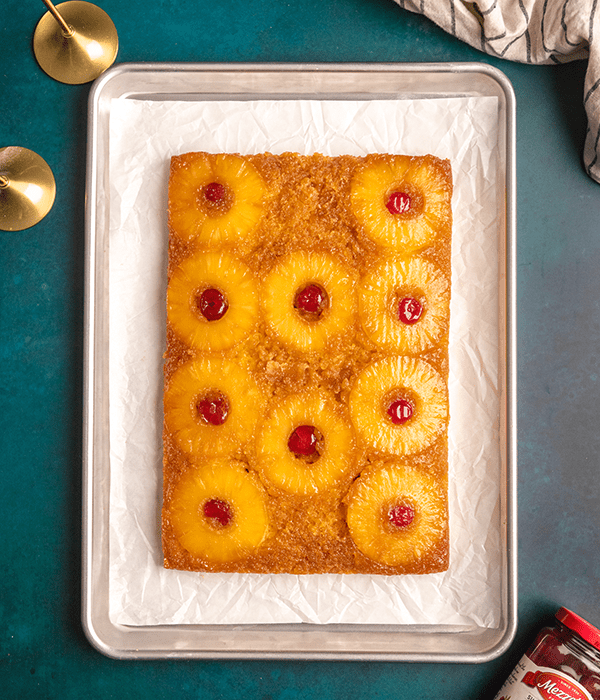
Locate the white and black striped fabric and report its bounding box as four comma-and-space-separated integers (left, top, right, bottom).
395, 0, 600, 184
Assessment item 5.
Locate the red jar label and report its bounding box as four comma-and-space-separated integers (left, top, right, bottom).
493, 655, 593, 700
525, 670, 590, 700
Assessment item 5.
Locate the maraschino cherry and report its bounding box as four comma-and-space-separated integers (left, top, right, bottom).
203, 498, 233, 527
387, 398, 414, 425
197, 287, 228, 321
204, 182, 226, 203
388, 502, 415, 528
294, 284, 327, 317
398, 296, 423, 325
197, 394, 229, 425
386, 191, 411, 215
288, 425, 318, 456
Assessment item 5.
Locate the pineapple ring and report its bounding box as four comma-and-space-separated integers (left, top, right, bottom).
359, 256, 450, 353
350, 155, 452, 253
168, 459, 269, 563
164, 357, 265, 458
167, 250, 259, 351
349, 356, 448, 456
346, 462, 447, 567
168, 152, 266, 246
256, 392, 357, 495
262, 251, 357, 352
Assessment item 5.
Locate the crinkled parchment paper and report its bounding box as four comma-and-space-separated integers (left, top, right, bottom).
107, 95, 503, 627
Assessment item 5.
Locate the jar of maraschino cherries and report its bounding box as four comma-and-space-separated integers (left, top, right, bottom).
493, 608, 600, 700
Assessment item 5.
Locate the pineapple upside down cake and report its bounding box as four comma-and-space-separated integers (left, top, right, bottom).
162, 151, 453, 576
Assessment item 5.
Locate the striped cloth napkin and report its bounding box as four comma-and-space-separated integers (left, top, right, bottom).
395, 0, 600, 184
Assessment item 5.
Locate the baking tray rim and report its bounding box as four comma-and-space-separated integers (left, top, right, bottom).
82, 60, 517, 661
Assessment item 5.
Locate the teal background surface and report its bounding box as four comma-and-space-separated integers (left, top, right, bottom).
2, 0, 600, 697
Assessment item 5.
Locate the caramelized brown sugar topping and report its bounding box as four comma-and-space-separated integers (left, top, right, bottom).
163, 152, 452, 575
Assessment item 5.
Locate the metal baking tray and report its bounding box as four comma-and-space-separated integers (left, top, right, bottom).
83, 62, 517, 661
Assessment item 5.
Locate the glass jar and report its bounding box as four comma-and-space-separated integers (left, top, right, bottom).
493, 608, 600, 700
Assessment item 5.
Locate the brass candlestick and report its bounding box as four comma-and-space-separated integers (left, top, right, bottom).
33, 0, 118, 84
0, 147, 56, 231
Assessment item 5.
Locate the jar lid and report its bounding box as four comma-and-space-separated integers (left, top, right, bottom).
556, 608, 600, 651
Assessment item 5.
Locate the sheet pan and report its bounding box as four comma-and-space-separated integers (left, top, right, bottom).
83, 62, 517, 660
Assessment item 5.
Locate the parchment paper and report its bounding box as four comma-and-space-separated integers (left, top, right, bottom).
106, 95, 503, 627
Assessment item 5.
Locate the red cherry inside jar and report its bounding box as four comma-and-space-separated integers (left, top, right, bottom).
387, 397, 414, 425
398, 297, 423, 325
203, 498, 233, 527
197, 394, 229, 425
294, 284, 327, 318
388, 502, 415, 529
197, 287, 229, 321
204, 181, 226, 203
386, 191, 412, 215
582, 672, 600, 697
288, 425, 318, 456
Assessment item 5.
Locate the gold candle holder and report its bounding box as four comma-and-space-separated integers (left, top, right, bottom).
33, 0, 118, 84
0, 147, 56, 231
